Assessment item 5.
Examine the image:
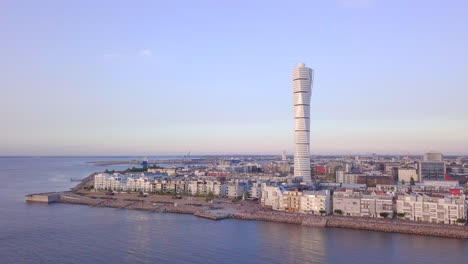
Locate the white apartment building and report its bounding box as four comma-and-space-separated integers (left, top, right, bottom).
127, 174, 153, 193
360, 192, 394, 218
206, 180, 227, 197
333, 189, 361, 216
335, 170, 360, 184
333, 189, 394, 218
398, 168, 419, 183
261, 185, 285, 210
227, 181, 249, 198
300, 190, 332, 215
187, 181, 208, 196
249, 182, 262, 199
94, 173, 127, 192
396, 193, 467, 224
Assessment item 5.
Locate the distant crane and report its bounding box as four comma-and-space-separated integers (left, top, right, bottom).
183, 151, 192, 163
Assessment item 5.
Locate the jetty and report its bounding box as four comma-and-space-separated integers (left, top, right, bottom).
25, 192, 61, 203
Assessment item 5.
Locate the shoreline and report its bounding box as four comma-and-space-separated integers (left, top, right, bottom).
25, 172, 468, 240
34, 190, 468, 239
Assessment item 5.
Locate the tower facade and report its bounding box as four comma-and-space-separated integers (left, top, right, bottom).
292, 63, 313, 182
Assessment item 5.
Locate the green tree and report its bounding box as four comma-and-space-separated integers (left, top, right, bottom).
397, 213, 405, 218
319, 210, 326, 216
379, 212, 389, 218
410, 177, 415, 186
206, 191, 214, 202
401, 180, 405, 185
334, 209, 343, 215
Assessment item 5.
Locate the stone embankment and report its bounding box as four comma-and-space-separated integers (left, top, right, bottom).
32, 190, 468, 239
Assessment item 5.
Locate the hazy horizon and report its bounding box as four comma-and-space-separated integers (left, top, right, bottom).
1, 0, 467, 156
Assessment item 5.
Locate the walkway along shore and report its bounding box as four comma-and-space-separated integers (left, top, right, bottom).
30, 190, 468, 239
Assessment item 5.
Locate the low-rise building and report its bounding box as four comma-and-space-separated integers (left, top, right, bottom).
333, 189, 361, 216
396, 193, 467, 224
360, 192, 394, 218
300, 190, 332, 215
261, 185, 285, 210
398, 168, 419, 183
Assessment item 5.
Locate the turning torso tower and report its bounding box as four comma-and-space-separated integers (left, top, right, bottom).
292, 63, 313, 183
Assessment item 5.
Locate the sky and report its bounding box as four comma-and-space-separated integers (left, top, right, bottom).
1, 0, 467, 156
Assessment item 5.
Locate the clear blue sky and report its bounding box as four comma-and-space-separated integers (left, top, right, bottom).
1, 0, 467, 156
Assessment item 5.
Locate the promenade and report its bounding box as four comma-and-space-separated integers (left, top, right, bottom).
54, 191, 468, 239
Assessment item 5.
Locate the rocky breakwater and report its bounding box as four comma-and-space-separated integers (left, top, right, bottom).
232, 209, 327, 227
326, 216, 468, 239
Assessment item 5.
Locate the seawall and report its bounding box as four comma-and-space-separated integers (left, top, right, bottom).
27, 191, 468, 239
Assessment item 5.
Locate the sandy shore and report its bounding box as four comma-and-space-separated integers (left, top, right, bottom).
55, 190, 468, 239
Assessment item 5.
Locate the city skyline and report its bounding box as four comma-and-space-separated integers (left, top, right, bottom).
1, 0, 468, 156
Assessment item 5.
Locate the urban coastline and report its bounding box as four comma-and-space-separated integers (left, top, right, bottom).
26, 155, 468, 240
25, 64, 468, 239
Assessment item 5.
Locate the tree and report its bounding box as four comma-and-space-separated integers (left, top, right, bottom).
456, 218, 466, 223
397, 213, 405, 218
206, 191, 214, 202
334, 209, 343, 215
410, 177, 415, 186
401, 180, 405, 185
379, 212, 389, 218
319, 210, 326, 216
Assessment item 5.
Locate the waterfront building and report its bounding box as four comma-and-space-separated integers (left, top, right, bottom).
293, 63, 313, 183
396, 193, 467, 224
94, 173, 127, 192
360, 192, 394, 218
333, 189, 362, 216
300, 190, 332, 215
187, 181, 208, 196
126, 175, 153, 193
249, 182, 263, 199
284, 190, 302, 212
226, 181, 249, 198
261, 185, 285, 210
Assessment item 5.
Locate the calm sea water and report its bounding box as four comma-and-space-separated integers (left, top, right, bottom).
0, 157, 467, 264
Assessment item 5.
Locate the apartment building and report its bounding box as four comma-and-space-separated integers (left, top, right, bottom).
396, 193, 467, 224
261, 185, 285, 210
360, 192, 394, 218
333, 189, 362, 216
300, 190, 332, 215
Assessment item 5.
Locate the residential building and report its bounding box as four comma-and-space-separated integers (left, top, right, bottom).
293, 63, 313, 183
398, 168, 419, 183
333, 189, 361, 216
300, 190, 332, 215
397, 193, 467, 224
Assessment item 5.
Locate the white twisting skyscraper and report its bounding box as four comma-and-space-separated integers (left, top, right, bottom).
292, 63, 313, 182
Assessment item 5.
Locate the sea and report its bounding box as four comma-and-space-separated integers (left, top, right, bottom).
0, 157, 467, 264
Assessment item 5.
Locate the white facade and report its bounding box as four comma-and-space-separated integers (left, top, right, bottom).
293, 63, 313, 183
397, 194, 467, 224
227, 181, 249, 198
300, 190, 332, 215
398, 168, 419, 183
333, 189, 361, 216
261, 185, 285, 210
250, 182, 263, 199
360, 193, 394, 218
336, 171, 360, 184
94, 173, 127, 192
